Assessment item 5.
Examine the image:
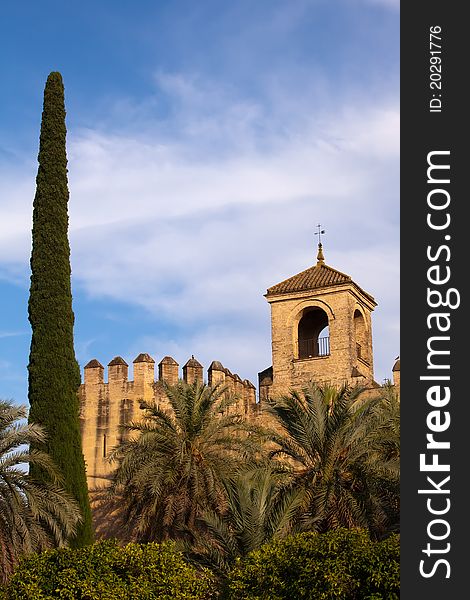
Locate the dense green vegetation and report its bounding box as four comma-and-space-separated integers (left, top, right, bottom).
106, 381, 265, 543
227, 528, 400, 599
1, 540, 216, 599
265, 383, 400, 538
27, 71, 93, 546
99, 381, 399, 590
189, 466, 303, 577
0, 400, 81, 583
1, 380, 399, 594
0, 530, 399, 599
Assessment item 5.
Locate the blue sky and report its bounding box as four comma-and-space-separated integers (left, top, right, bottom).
0, 0, 399, 407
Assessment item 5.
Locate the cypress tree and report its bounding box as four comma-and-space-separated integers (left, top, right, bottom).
28, 72, 93, 546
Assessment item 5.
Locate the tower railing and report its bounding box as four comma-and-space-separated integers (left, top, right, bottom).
297, 336, 330, 359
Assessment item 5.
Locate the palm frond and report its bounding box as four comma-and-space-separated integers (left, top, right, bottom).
0, 400, 82, 582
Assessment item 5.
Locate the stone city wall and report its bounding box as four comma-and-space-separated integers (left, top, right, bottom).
79, 353, 257, 490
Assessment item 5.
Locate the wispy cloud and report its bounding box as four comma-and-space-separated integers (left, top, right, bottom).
361, 0, 399, 9
0, 331, 27, 339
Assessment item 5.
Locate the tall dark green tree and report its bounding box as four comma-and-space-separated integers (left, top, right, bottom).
27, 72, 93, 546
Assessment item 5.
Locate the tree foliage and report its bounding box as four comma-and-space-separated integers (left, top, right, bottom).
27, 71, 93, 546
107, 381, 264, 542
266, 383, 400, 537
189, 466, 303, 577
0, 400, 81, 583
368, 382, 400, 464
1, 539, 216, 599
227, 528, 400, 600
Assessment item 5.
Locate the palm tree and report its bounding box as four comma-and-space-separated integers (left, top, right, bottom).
365, 382, 400, 533
0, 400, 81, 582
369, 381, 400, 463
265, 383, 399, 538
108, 381, 264, 543
189, 466, 303, 577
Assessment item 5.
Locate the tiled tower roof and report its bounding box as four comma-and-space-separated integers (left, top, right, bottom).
266, 263, 351, 296
266, 241, 375, 304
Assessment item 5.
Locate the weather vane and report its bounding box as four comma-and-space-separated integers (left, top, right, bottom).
314, 224, 325, 245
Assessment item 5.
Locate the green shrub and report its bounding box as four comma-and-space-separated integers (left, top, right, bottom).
226, 528, 399, 600
2, 539, 216, 599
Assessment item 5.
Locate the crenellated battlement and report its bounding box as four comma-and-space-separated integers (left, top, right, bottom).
82, 353, 256, 397
79, 353, 258, 489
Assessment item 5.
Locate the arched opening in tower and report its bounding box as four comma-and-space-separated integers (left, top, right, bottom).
297, 307, 330, 358
353, 309, 368, 363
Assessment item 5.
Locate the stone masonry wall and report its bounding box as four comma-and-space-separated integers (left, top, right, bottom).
79, 354, 257, 490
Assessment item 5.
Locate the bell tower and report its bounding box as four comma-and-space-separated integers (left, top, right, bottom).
259, 237, 377, 400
